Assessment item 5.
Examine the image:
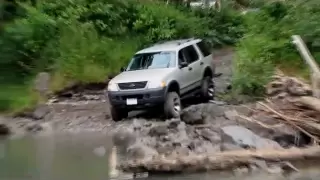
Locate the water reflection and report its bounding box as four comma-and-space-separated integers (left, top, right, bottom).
0, 133, 112, 180
0, 134, 320, 180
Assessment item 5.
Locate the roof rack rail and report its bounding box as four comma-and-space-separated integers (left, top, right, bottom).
153, 38, 196, 46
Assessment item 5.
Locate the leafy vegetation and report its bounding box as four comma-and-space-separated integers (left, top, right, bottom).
232, 0, 320, 96
3, 0, 317, 112
0, 0, 244, 112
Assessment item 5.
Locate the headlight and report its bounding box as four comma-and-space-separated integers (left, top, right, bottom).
147, 81, 166, 89
107, 82, 119, 91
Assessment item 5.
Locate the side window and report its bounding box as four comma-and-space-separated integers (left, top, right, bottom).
196, 41, 212, 57
183, 45, 199, 63
178, 51, 185, 63
178, 50, 188, 65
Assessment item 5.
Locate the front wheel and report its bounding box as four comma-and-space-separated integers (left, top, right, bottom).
164, 92, 181, 119
110, 106, 128, 122
200, 76, 215, 102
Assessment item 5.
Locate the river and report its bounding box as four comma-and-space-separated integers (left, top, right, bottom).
1, 133, 320, 180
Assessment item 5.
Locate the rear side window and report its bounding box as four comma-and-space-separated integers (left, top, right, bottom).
181, 45, 199, 63
196, 41, 212, 57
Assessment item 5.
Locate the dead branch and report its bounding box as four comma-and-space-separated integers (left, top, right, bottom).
258, 102, 320, 142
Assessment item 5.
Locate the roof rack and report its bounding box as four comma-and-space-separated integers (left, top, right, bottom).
153, 38, 196, 46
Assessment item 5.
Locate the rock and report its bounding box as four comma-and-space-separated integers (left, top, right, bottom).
267, 164, 283, 174
233, 167, 249, 175
272, 128, 310, 148
224, 110, 238, 121
279, 161, 299, 173
220, 125, 282, 150
127, 143, 158, 159
156, 144, 175, 155
180, 105, 204, 125
198, 129, 220, 143
172, 147, 190, 156
26, 123, 43, 133
180, 104, 225, 125
251, 159, 269, 170
209, 100, 226, 105
149, 125, 168, 137
286, 78, 312, 96
112, 127, 136, 148
32, 104, 50, 120
166, 119, 181, 129
34, 72, 51, 96
0, 123, 10, 136
220, 142, 243, 151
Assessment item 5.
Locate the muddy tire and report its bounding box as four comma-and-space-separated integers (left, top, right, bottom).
164, 92, 181, 119
110, 106, 128, 122
200, 76, 215, 102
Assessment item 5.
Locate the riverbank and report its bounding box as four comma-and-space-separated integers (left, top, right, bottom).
2, 48, 320, 176
0, 48, 237, 137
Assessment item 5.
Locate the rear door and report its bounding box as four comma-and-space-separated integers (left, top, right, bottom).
181, 45, 202, 91
195, 41, 214, 74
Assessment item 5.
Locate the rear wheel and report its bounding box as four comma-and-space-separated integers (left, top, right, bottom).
164, 92, 181, 119
200, 76, 215, 102
110, 106, 128, 122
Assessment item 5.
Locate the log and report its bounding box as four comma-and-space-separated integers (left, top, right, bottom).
119, 146, 320, 173
294, 96, 320, 113
292, 35, 320, 98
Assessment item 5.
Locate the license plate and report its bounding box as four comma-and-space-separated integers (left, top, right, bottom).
126, 98, 137, 105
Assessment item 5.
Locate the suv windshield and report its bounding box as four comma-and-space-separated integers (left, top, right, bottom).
126, 51, 176, 71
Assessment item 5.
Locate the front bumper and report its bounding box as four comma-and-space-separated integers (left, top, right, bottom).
107, 88, 166, 109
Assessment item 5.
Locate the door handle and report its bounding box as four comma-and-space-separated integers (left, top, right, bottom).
188, 67, 192, 71
200, 62, 204, 65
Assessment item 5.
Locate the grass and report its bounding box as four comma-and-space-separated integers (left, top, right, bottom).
0, 84, 41, 114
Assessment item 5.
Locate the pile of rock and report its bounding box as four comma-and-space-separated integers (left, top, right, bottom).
111, 102, 303, 173
266, 72, 312, 99
255, 73, 320, 144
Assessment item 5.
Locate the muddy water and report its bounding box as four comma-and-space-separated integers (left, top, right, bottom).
0, 134, 320, 180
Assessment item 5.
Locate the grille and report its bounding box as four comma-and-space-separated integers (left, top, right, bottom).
118, 81, 147, 90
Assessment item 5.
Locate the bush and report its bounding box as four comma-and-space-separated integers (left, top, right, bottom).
232, 1, 320, 96
191, 7, 245, 47
50, 21, 141, 90
0, 5, 57, 79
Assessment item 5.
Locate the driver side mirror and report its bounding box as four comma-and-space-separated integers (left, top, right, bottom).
179, 61, 188, 69
120, 67, 126, 72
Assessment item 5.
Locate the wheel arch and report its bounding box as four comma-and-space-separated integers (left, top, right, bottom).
203, 66, 213, 78
165, 80, 180, 96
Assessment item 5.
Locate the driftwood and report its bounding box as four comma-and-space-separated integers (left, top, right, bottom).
292, 35, 320, 98
294, 96, 320, 113
120, 146, 320, 173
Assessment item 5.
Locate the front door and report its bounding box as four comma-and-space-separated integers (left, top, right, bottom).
178, 45, 201, 94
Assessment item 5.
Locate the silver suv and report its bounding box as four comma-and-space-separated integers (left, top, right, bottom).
107, 38, 215, 121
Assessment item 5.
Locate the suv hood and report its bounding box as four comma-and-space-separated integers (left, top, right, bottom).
111, 68, 175, 83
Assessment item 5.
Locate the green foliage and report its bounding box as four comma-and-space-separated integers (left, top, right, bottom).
0, 5, 56, 79
0, 0, 243, 113
191, 7, 245, 47
232, 0, 320, 96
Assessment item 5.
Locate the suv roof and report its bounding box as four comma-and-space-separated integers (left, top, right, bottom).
136, 38, 202, 54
